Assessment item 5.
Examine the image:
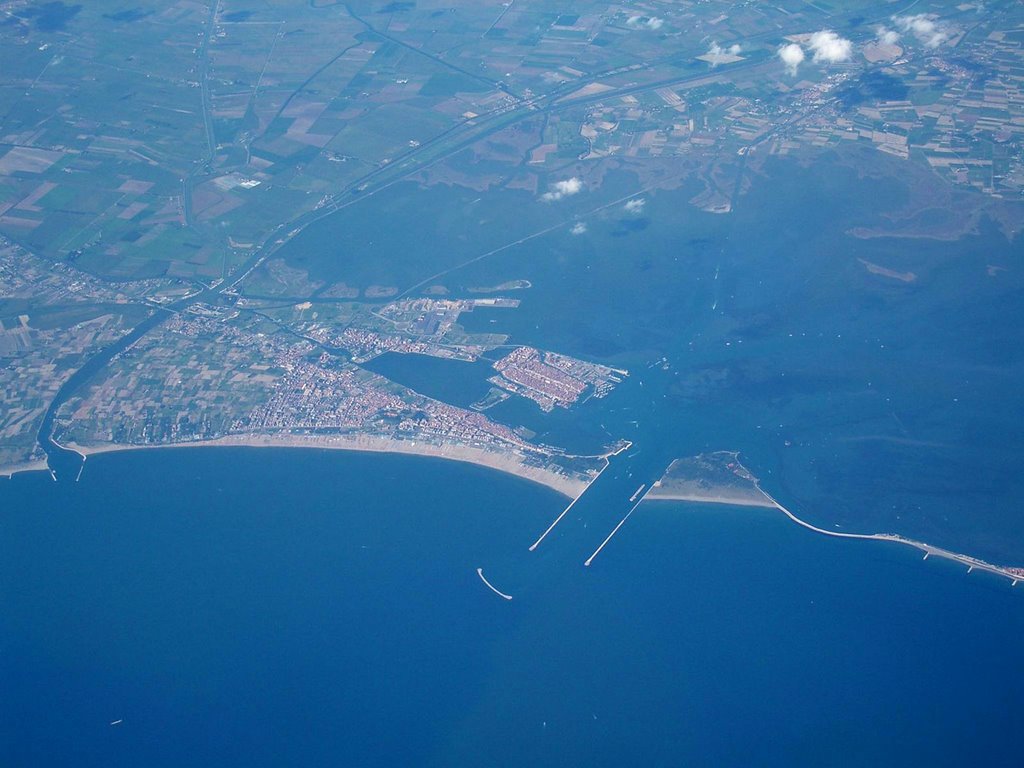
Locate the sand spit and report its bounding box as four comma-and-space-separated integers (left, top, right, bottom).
649, 452, 1024, 586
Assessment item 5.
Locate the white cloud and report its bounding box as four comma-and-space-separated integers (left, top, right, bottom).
570, 222, 587, 235
894, 14, 949, 48
623, 198, 645, 214
808, 30, 853, 63
875, 25, 900, 46
540, 177, 583, 202
705, 41, 742, 66
626, 15, 664, 31
777, 43, 805, 76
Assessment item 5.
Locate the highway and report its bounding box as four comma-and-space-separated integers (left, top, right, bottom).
31, 0, 941, 480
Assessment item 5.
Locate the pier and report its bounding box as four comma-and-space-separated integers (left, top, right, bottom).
758, 487, 1022, 585
477, 568, 513, 601
528, 476, 596, 552
628, 483, 646, 503
528, 442, 630, 552
584, 487, 651, 567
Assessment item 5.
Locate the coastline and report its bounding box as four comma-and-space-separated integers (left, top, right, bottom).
756, 487, 1024, 586
645, 453, 1023, 587
0, 458, 50, 480
645, 489, 776, 508
64, 433, 587, 499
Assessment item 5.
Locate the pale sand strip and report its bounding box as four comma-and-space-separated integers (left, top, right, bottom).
645, 490, 776, 508
65, 434, 587, 498
0, 458, 49, 480
757, 488, 1023, 585
649, 482, 1022, 585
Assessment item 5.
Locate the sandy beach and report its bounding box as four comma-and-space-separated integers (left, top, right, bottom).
645, 489, 776, 508
646, 453, 1024, 585
0, 458, 50, 480
65, 432, 587, 498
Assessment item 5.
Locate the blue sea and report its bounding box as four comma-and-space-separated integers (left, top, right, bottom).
2, 447, 1022, 767
273, 154, 1024, 563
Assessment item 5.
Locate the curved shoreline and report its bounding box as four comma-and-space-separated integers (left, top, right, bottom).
646, 452, 1023, 586
756, 486, 1023, 586
55, 434, 591, 499
0, 459, 50, 480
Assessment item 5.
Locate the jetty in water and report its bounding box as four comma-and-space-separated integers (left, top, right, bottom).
477, 568, 513, 601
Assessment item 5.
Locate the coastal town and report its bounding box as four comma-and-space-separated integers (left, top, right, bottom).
0, 0, 1021, 569
52, 308, 608, 496
4, 3, 1024, 764
283, 297, 520, 363
1, 223, 624, 490
490, 346, 626, 412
